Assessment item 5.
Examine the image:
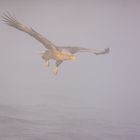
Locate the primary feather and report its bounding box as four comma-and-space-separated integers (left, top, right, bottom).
2, 12, 56, 50
59, 46, 110, 55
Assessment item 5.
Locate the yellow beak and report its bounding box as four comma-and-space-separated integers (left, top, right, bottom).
70, 55, 76, 60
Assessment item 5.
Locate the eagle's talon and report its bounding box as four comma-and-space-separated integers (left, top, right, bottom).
53, 67, 59, 75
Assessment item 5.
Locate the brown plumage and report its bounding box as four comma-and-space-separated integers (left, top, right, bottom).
2, 12, 110, 75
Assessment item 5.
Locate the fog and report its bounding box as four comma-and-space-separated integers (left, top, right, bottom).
0, 0, 140, 139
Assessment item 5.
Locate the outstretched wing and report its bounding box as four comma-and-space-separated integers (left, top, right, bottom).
59, 46, 110, 55
2, 12, 56, 50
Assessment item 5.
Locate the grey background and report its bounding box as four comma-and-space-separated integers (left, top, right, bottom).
0, 1, 140, 139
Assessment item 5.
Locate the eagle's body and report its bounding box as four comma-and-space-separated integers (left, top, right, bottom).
51, 50, 76, 61
2, 12, 109, 75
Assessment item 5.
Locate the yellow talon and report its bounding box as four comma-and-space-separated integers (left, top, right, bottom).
53, 67, 59, 75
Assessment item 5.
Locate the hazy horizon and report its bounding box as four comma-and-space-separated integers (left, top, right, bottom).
0, 0, 140, 139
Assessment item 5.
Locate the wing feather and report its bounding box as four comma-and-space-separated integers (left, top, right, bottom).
59, 46, 110, 55
2, 12, 56, 50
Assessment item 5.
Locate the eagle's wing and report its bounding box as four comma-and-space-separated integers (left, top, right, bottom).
2, 12, 56, 50
59, 46, 110, 55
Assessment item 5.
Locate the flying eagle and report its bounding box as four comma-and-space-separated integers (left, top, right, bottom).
2, 12, 110, 75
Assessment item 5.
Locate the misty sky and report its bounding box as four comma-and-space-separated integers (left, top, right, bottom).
0, 0, 140, 123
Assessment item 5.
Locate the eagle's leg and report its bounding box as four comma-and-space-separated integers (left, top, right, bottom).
53, 67, 58, 75
41, 50, 52, 69
44, 60, 50, 68
53, 60, 63, 75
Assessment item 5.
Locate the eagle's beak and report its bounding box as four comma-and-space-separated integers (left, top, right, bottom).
70, 55, 76, 61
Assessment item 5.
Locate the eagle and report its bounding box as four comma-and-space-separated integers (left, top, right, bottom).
2, 12, 110, 75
